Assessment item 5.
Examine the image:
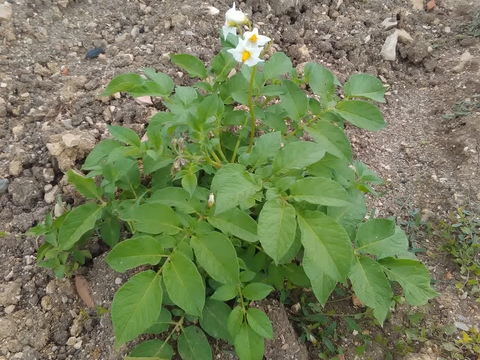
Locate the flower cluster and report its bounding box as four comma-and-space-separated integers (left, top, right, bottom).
222, 3, 271, 67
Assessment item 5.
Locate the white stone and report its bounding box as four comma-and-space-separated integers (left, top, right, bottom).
66, 337, 77, 346
380, 31, 398, 61
453, 51, 472, 73
62, 133, 81, 147
0, 4, 13, 22
9, 160, 23, 176
381, 17, 397, 30
4, 305, 15, 314
397, 29, 414, 44
410, 0, 424, 10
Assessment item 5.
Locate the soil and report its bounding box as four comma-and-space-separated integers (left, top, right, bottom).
0, 0, 479, 359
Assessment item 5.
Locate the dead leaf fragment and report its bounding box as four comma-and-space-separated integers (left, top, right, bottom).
75, 275, 95, 308
352, 294, 365, 307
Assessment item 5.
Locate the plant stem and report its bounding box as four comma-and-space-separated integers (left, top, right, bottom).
246, 66, 257, 153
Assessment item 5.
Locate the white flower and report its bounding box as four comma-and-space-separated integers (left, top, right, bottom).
225, 2, 248, 26
222, 22, 237, 40
227, 38, 264, 67
244, 28, 271, 47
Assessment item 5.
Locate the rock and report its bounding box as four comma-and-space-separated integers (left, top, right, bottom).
62, 133, 81, 147
397, 29, 414, 44
43, 168, 55, 183
57, 0, 69, 8
4, 305, 15, 314
453, 51, 472, 73
410, 0, 424, 10
12, 125, 24, 138
8, 178, 42, 207
0, 282, 22, 306
0, 317, 17, 341
0, 97, 6, 117
426, 0, 436, 11
381, 17, 397, 30
0, 178, 9, 193
85, 47, 104, 59
0, 4, 13, 22
66, 337, 77, 346
9, 160, 23, 176
258, 0, 308, 16
206, 6, 219, 16
380, 31, 398, 61
47, 131, 97, 172
135, 96, 153, 105
70, 317, 83, 337
44, 185, 59, 204
40, 295, 53, 311
407, 40, 429, 64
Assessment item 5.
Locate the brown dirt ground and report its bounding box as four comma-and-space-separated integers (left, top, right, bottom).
0, 0, 479, 359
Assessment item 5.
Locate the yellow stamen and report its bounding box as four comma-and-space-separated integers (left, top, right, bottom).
250, 34, 257, 43
242, 50, 250, 62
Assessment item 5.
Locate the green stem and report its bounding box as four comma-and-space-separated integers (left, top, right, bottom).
216, 145, 228, 162
230, 114, 250, 163
246, 66, 257, 153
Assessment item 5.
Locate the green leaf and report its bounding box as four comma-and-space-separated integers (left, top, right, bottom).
379, 257, 438, 305
100, 216, 121, 247
279, 80, 308, 121
127, 339, 173, 359
191, 232, 239, 284
290, 177, 352, 207
163, 252, 205, 317
297, 211, 354, 305
112, 270, 163, 346
234, 323, 264, 360
258, 198, 296, 264
102, 73, 145, 96
210, 284, 238, 301
148, 187, 201, 214
57, 203, 103, 251
304, 63, 335, 101
327, 189, 367, 240
356, 219, 408, 259
305, 120, 352, 161
200, 299, 233, 342
344, 74, 386, 103
211, 163, 263, 215
349, 256, 392, 324
105, 236, 164, 273
143, 153, 173, 175
228, 306, 244, 338
178, 326, 212, 360
181, 173, 197, 198
197, 94, 224, 124
242, 283, 273, 301
142, 68, 175, 96
143, 307, 172, 334
122, 203, 180, 235
246, 308, 273, 340
114, 157, 141, 192
207, 207, 258, 243
264, 104, 287, 132
66, 170, 102, 200
248, 131, 283, 168
82, 139, 123, 171
211, 49, 238, 82
170, 54, 207, 79
262, 52, 292, 82
258, 85, 284, 96
108, 125, 141, 148
335, 100, 385, 131
273, 141, 325, 174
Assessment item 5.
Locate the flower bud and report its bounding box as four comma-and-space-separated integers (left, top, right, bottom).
208, 193, 215, 208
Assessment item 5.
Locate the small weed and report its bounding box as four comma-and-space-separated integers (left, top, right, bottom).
439, 208, 480, 301
443, 95, 480, 120
460, 11, 480, 38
